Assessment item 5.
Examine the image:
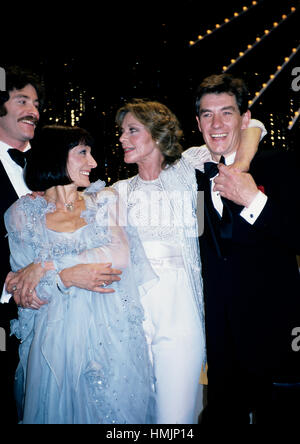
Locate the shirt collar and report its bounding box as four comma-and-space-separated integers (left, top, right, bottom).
223, 151, 236, 166
0, 140, 31, 156
207, 150, 237, 165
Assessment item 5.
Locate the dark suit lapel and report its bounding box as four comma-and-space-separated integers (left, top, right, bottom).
0, 161, 19, 213
248, 152, 269, 195
0, 161, 19, 283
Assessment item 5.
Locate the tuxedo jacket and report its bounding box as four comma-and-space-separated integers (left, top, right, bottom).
0, 161, 19, 423
0, 162, 19, 317
196, 147, 300, 380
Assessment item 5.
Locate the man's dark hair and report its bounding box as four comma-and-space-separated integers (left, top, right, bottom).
195, 73, 250, 116
25, 125, 94, 191
0, 66, 45, 116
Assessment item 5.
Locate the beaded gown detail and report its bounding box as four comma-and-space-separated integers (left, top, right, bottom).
5, 181, 156, 424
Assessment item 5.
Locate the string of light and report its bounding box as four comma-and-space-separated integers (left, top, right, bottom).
288, 109, 300, 130
189, 1, 260, 47
221, 7, 297, 72
248, 45, 300, 107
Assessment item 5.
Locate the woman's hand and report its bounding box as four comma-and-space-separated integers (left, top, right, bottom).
6, 262, 122, 309
6, 262, 54, 308
59, 263, 122, 293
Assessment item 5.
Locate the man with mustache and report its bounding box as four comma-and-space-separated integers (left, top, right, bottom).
0, 66, 43, 423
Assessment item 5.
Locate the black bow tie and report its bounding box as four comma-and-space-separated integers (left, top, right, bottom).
8, 148, 30, 168
204, 155, 226, 178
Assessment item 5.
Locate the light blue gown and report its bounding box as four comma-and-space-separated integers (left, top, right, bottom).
5, 181, 156, 424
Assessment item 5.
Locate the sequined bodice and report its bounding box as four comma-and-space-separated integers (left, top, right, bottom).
113, 159, 206, 358
127, 176, 182, 245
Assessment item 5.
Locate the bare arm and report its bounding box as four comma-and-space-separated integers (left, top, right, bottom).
58, 263, 122, 292
7, 262, 122, 309
6, 262, 54, 309
232, 127, 262, 172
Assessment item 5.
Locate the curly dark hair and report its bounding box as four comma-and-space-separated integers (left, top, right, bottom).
195, 73, 250, 116
116, 99, 183, 169
0, 66, 45, 117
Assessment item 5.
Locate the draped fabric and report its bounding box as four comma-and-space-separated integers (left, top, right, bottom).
5, 180, 156, 424
114, 157, 206, 366
113, 158, 206, 423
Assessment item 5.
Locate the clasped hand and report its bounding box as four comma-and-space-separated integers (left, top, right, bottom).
214, 164, 259, 207
6, 262, 122, 309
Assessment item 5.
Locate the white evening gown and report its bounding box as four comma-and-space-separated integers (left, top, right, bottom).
114, 157, 207, 424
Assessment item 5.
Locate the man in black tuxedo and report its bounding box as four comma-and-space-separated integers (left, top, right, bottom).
195, 74, 300, 424
0, 66, 43, 423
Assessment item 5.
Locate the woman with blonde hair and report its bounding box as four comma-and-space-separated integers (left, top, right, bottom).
114, 98, 265, 423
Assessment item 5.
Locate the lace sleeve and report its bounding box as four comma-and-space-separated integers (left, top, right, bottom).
182, 146, 211, 172
4, 197, 65, 301
94, 187, 157, 291
4, 195, 59, 269
94, 187, 130, 269
248, 118, 267, 140
4, 198, 63, 342
4, 198, 37, 272
77, 185, 130, 269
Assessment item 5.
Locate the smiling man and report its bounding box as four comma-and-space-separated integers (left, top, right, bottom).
0, 85, 39, 149
0, 66, 44, 423
195, 73, 300, 424
196, 91, 250, 161
0, 67, 42, 289
0, 68, 42, 196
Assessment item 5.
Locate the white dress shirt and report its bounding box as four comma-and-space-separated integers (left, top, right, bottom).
0, 140, 31, 197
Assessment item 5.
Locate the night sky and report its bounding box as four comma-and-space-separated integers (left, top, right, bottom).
1, 0, 299, 181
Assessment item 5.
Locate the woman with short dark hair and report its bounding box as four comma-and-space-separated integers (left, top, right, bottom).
5, 125, 156, 424
25, 125, 95, 190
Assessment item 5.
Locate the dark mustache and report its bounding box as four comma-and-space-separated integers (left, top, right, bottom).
18, 116, 39, 125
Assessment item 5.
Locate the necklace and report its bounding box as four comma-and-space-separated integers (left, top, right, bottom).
46, 194, 83, 212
